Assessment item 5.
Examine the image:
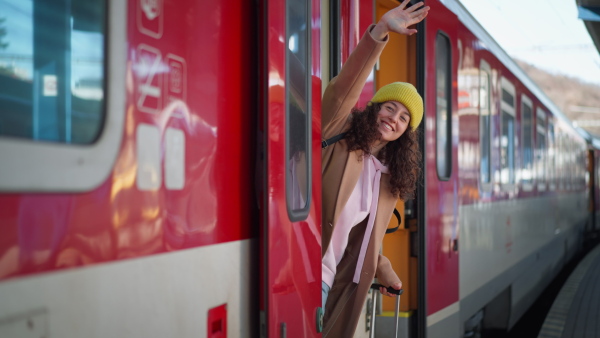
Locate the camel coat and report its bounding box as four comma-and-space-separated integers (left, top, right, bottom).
322, 26, 401, 337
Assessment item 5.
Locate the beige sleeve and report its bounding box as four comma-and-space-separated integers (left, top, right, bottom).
321, 25, 388, 140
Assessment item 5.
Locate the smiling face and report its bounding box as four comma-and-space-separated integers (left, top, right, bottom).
377, 101, 411, 142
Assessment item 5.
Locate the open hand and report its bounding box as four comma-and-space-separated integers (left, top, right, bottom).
371, 0, 430, 40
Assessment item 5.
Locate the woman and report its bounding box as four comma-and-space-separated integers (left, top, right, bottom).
321, 1, 429, 336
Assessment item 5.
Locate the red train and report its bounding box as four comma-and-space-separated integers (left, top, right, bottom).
0, 0, 597, 337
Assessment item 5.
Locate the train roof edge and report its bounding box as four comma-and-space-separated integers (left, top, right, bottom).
576, 0, 600, 54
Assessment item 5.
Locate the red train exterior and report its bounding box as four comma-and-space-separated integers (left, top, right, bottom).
0, 0, 597, 337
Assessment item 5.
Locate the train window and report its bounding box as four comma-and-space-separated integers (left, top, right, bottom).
568, 139, 573, 188
536, 108, 547, 191
500, 77, 515, 186
0, 0, 106, 144
436, 32, 452, 180
568, 139, 574, 189
521, 95, 533, 188
0, 0, 125, 191
557, 132, 564, 189
572, 141, 576, 188
548, 122, 556, 190
578, 142, 584, 189
327, 0, 341, 81
572, 141, 577, 189
285, 0, 312, 221
576, 142, 581, 188
479, 61, 492, 187
575, 141, 580, 188
576, 145, 579, 188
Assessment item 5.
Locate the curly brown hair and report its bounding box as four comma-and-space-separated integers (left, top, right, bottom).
344, 102, 422, 200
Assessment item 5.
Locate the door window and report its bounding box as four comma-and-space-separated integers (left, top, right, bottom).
285, 0, 312, 221
436, 32, 452, 180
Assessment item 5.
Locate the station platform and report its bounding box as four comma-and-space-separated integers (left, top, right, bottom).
538, 243, 600, 338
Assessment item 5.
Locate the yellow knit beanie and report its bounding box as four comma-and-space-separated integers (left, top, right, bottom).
369, 82, 423, 130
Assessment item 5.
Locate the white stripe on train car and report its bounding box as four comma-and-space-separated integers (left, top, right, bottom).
0, 239, 254, 338
427, 301, 460, 327
460, 192, 587, 300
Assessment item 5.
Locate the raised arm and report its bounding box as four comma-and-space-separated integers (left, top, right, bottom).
321, 0, 429, 139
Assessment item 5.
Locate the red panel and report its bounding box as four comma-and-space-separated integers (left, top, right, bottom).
340, 0, 374, 107
424, 0, 460, 316
0, 0, 255, 279
339, 0, 352, 69
357, 0, 375, 106
207, 304, 227, 338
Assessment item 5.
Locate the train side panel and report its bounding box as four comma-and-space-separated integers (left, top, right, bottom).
448, 0, 590, 335
260, 0, 322, 334
423, 1, 461, 336
0, 0, 258, 336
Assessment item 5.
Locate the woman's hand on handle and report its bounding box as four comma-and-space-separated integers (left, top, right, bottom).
379, 281, 403, 297
370, 0, 430, 41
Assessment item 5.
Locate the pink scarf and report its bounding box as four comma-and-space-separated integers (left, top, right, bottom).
353, 155, 388, 283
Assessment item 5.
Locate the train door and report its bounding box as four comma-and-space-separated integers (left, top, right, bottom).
423, 1, 460, 337
373, 0, 423, 337
259, 0, 322, 336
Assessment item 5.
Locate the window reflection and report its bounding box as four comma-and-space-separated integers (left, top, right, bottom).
479, 69, 491, 184
286, 0, 311, 219
548, 123, 555, 189
0, 0, 105, 144
536, 109, 547, 190
436, 33, 451, 179
521, 97, 533, 184
500, 82, 515, 185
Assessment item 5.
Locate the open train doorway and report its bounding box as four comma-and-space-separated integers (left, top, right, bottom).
321, 0, 427, 335
372, 0, 426, 337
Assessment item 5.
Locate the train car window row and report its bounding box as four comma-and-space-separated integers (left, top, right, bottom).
467, 57, 590, 195
472, 68, 589, 195
436, 32, 452, 180
0, 0, 106, 144
285, 0, 312, 221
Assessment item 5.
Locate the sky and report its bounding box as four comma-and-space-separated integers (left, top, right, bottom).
458, 0, 600, 86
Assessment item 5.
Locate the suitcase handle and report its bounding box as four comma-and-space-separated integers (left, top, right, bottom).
370, 283, 404, 296
369, 284, 403, 338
